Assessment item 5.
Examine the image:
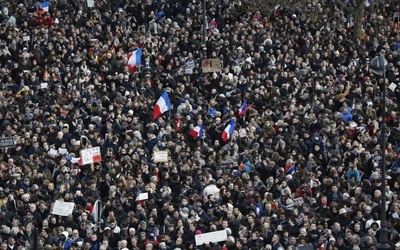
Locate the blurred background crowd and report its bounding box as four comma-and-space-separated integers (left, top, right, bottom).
0, 0, 399, 249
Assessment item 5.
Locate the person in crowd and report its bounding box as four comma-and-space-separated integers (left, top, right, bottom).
0, 0, 399, 249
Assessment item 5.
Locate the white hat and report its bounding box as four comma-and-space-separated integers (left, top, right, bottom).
339, 208, 347, 215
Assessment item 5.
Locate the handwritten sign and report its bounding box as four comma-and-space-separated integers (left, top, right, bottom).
80, 146, 102, 165
202, 58, 222, 73
154, 150, 168, 162
52, 200, 75, 216
195, 230, 227, 246
239, 128, 247, 138
87, 0, 94, 7
0, 137, 15, 149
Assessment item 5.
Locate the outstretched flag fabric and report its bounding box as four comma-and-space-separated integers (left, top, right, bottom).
238, 100, 249, 116
390, 160, 399, 171
154, 91, 171, 119
286, 164, 296, 174
222, 120, 235, 142
42, 1, 49, 12
36, 1, 49, 12
127, 48, 142, 72
189, 125, 204, 138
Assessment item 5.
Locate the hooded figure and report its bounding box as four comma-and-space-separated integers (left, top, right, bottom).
57, 231, 73, 250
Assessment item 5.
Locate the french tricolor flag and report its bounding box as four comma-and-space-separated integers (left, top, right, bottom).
126, 48, 142, 72
222, 120, 236, 142
286, 164, 296, 174
36, 1, 50, 12
42, 1, 49, 12
189, 125, 204, 138
154, 91, 171, 120
238, 100, 249, 116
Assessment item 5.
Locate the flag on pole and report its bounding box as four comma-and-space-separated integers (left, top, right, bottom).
126, 48, 142, 72
222, 120, 236, 142
238, 100, 249, 116
154, 91, 171, 120
189, 125, 204, 138
92, 199, 102, 232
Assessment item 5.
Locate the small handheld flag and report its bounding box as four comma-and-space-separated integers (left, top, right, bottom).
154, 91, 171, 120
126, 48, 142, 72
189, 125, 204, 138
222, 120, 236, 142
238, 100, 249, 116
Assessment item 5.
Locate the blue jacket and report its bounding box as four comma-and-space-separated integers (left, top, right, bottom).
56, 238, 73, 250
347, 169, 361, 182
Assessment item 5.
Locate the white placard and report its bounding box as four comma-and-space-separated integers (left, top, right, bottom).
41, 82, 48, 89
87, 0, 94, 7
136, 193, 149, 201
239, 128, 247, 138
58, 148, 68, 155
154, 150, 168, 162
389, 82, 397, 91
52, 200, 75, 216
195, 230, 227, 246
48, 149, 58, 156
80, 146, 101, 165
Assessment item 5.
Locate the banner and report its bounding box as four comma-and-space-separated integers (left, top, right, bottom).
195, 230, 227, 246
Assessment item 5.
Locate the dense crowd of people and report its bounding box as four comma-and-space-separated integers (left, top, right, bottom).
0, 0, 399, 249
